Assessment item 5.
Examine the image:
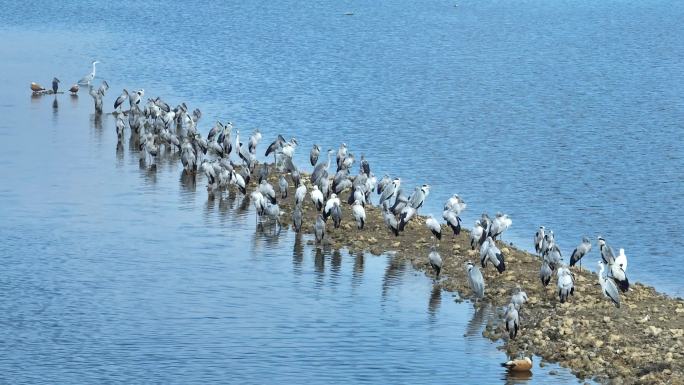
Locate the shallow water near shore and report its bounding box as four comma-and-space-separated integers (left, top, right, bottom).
0, 0, 682, 383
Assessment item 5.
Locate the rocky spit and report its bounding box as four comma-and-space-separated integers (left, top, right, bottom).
240, 168, 684, 385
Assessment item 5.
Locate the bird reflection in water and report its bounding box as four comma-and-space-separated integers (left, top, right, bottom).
116, 142, 124, 164
292, 233, 304, 275
255, 221, 282, 244
139, 163, 158, 185
351, 251, 364, 289
465, 302, 493, 338
428, 285, 442, 321
51, 97, 58, 125
381, 256, 405, 302
179, 170, 197, 194
128, 132, 140, 153
235, 192, 250, 215
330, 249, 342, 283
69, 92, 78, 108
91, 112, 103, 131
504, 369, 533, 384
313, 247, 325, 288
217, 193, 234, 219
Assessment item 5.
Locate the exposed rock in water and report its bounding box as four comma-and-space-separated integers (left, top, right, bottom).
242, 165, 684, 385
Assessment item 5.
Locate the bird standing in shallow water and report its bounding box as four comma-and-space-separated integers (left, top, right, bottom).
52, 77, 60, 93
78, 60, 99, 85
69, 84, 79, 94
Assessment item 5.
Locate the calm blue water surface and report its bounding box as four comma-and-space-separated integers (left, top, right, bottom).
1, 0, 682, 383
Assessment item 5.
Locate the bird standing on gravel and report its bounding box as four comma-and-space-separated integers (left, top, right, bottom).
466, 262, 485, 298
557, 266, 575, 303
352, 200, 366, 230
428, 246, 443, 279
598, 261, 621, 308
425, 215, 441, 241
504, 303, 520, 339
569, 237, 592, 269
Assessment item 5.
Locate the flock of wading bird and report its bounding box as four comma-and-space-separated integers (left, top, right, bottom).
55, 62, 632, 365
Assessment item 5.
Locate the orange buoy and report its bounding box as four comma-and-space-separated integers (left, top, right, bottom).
69, 84, 80, 94
501, 357, 533, 372
30, 82, 45, 92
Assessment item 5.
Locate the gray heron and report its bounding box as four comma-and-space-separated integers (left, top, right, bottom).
379, 177, 400, 206
569, 237, 592, 269
470, 220, 484, 250
534, 226, 545, 255
504, 303, 519, 339
259, 180, 277, 204
598, 261, 621, 308
310, 144, 320, 166
428, 246, 443, 279
425, 215, 441, 241
311, 149, 333, 185
278, 175, 288, 199
314, 214, 326, 244
466, 262, 485, 298
114, 89, 128, 112
295, 185, 307, 206
557, 266, 575, 303
442, 210, 461, 236
540, 260, 552, 288
292, 205, 303, 233
511, 287, 528, 310
382, 204, 399, 236
408, 184, 430, 209
480, 237, 506, 273
310, 185, 324, 211
352, 200, 366, 229
78, 60, 99, 85
488, 212, 512, 240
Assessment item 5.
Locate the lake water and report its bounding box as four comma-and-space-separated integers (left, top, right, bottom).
1, 0, 682, 383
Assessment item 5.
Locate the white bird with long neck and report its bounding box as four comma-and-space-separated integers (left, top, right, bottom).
78, 60, 100, 85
